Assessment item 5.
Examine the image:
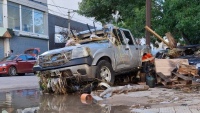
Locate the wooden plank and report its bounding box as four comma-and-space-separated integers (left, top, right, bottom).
178, 64, 198, 76
172, 72, 192, 85
155, 59, 189, 76
157, 72, 172, 86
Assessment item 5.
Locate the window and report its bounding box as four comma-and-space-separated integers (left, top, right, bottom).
26, 55, 36, 60
122, 30, 134, 45
8, 2, 20, 30
7, 2, 45, 35
0, 1, 3, 27
113, 29, 126, 45
18, 55, 27, 61
22, 6, 33, 32
34, 10, 44, 34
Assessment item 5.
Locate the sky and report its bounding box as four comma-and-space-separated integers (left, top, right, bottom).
47, 0, 102, 27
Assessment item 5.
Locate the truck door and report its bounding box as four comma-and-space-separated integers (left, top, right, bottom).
113, 29, 132, 71
121, 29, 140, 68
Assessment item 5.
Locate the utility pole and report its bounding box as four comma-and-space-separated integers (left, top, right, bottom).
68, 10, 71, 38
146, 0, 151, 45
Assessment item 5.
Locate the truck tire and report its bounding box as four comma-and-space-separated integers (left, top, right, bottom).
96, 60, 115, 85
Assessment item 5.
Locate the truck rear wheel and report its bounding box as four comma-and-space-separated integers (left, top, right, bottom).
96, 60, 115, 85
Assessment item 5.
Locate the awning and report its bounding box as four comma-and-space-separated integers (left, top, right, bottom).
0, 27, 12, 38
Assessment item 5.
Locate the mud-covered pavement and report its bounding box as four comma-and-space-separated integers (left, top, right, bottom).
97, 85, 200, 113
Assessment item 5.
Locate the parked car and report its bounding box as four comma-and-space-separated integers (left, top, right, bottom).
0, 54, 37, 76
24, 48, 40, 57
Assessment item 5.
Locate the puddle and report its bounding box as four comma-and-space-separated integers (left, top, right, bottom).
0, 89, 130, 113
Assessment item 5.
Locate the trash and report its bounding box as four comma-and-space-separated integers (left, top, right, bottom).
80, 93, 93, 104
98, 82, 111, 89
146, 75, 156, 88
92, 95, 103, 104
99, 85, 149, 98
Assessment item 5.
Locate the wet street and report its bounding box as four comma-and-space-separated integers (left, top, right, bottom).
0, 88, 130, 113
0, 74, 130, 113
1, 74, 200, 113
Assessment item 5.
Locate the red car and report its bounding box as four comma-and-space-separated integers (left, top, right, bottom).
0, 54, 37, 76
24, 48, 40, 57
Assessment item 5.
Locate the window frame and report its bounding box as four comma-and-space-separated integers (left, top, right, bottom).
0, 1, 3, 27
7, 2, 20, 30
113, 28, 126, 45
7, 1, 45, 35
121, 29, 134, 45
18, 55, 27, 61
26, 54, 36, 60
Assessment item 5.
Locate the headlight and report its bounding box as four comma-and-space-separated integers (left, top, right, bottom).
71, 47, 90, 59
0, 64, 7, 67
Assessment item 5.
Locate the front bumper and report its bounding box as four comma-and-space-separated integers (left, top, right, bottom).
33, 57, 96, 79
0, 67, 8, 75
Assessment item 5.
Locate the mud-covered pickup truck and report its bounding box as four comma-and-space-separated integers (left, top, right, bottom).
33, 25, 150, 86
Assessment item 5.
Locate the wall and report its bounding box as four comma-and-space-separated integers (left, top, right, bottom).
48, 14, 94, 50
9, 36, 48, 55
0, 38, 4, 58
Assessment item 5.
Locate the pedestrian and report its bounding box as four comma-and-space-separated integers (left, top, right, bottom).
8, 50, 14, 56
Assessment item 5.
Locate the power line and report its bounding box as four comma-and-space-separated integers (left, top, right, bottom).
31, 0, 77, 11
0, 1, 102, 28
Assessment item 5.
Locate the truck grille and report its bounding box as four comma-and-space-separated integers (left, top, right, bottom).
39, 51, 72, 68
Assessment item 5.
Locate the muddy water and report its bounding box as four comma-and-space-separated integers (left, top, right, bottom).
0, 89, 130, 113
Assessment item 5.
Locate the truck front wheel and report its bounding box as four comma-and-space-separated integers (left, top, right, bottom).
96, 60, 115, 85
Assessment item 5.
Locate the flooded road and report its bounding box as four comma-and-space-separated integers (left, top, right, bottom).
0, 88, 130, 113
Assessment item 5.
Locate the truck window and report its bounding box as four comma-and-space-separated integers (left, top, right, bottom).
122, 30, 134, 45
113, 29, 126, 45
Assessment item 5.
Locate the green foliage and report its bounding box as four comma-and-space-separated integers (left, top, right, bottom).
157, 0, 200, 44
78, 0, 200, 44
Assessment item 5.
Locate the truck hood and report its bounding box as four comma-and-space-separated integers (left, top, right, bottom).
41, 42, 110, 56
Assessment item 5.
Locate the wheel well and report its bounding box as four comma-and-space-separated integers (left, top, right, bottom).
97, 56, 111, 65
9, 65, 17, 71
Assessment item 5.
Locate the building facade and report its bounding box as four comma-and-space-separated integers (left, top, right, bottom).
0, 0, 49, 58
48, 13, 94, 50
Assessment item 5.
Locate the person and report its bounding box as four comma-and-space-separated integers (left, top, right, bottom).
8, 50, 14, 56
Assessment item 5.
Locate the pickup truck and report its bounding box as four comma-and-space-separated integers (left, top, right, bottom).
33, 25, 150, 88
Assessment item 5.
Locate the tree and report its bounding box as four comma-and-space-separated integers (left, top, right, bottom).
78, 0, 200, 45
78, 0, 146, 38
158, 0, 200, 45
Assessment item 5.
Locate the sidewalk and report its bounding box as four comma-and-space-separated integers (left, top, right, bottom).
131, 106, 200, 113
98, 87, 200, 113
